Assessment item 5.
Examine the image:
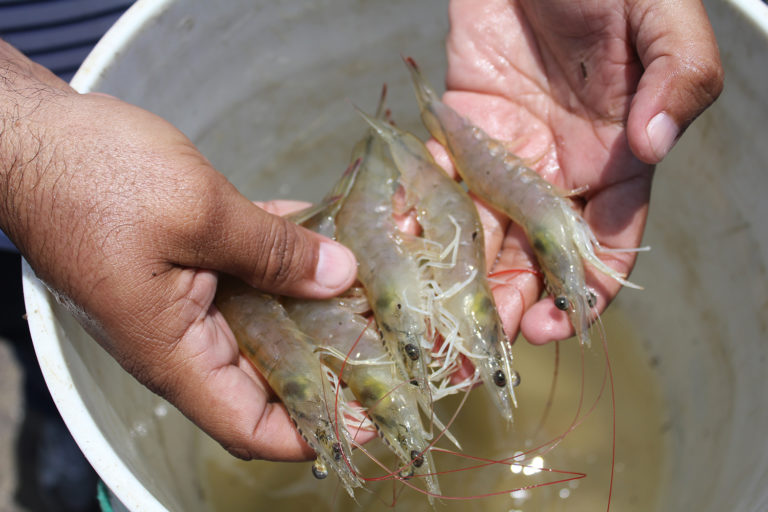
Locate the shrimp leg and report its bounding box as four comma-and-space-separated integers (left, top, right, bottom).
334, 94, 435, 401
403, 57, 642, 346
356, 108, 520, 423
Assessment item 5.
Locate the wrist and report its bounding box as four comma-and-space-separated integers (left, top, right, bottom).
0, 42, 78, 262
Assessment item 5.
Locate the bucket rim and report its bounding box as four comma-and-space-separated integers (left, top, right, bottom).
25, 2, 175, 510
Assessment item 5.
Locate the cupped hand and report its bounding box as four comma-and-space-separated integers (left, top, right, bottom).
436, 0, 723, 343
0, 46, 358, 461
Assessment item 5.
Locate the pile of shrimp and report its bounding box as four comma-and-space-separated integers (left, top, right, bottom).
214, 56, 644, 507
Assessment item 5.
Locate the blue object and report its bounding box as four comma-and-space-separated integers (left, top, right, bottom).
0, 0, 134, 81
0, 231, 15, 252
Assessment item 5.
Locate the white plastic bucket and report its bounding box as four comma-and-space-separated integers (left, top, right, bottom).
22, 0, 768, 510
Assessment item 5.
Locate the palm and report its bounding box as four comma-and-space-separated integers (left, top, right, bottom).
441, 0, 654, 343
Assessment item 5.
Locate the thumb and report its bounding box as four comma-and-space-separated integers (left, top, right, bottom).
627, 0, 724, 164
174, 180, 357, 298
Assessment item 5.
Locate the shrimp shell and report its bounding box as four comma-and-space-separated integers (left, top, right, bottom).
357, 109, 520, 422
403, 57, 642, 346
214, 277, 361, 496
334, 101, 435, 402
283, 294, 442, 501
285, 154, 445, 498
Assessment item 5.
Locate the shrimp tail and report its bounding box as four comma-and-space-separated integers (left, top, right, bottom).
353, 106, 426, 214
375, 82, 388, 118
285, 157, 362, 238
402, 56, 450, 147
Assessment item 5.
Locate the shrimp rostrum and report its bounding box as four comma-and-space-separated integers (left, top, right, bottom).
403, 57, 643, 346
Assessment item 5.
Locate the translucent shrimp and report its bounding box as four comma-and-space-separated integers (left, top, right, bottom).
284, 156, 446, 499
356, 110, 521, 423
283, 293, 442, 501
286, 156, 361, 239
334, 96, 434, 402
214, 277, 361, 496
403, 57, 642, 346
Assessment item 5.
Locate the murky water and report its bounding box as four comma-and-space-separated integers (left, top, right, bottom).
197, 307, 667, 511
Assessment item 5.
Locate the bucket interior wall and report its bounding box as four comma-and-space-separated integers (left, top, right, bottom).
625, 2, 768, 507
22, 0, 768, 510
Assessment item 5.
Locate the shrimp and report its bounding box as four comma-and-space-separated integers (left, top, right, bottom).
214, 277, 361, 496
283, 292, 442, 501
285, 156, 361, 239
403, 57, 642, 346
284, 155, 447, 500
334, 94, 434, 402
356, 109, 521, 423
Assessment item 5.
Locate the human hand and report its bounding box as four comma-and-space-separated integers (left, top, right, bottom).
0, 41, 357, 461
434, 0, 723, 343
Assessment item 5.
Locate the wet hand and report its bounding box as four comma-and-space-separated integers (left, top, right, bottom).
0, 43, 358, 461
438, 0, 723, 343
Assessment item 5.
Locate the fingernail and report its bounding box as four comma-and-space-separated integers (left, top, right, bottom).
315, 242, 356, 290
646, 112, 679, 161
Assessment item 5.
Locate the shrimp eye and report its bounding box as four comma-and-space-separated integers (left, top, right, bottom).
410, 450, 424, 468
587, 291, 597, 308
554, 296, 569, 311
312, 459, 328, 480
510, 370, 521, 387
410, 379, 419, 387
405, 343, 420, 361
492, 370, 506, 387
332, 442, 342, 461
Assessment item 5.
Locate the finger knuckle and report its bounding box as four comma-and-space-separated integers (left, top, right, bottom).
683, 54, 724, 107
254, 219, 311, 289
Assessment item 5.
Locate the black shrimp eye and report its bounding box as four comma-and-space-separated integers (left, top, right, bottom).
554, 296, 569, 311
404, 343, 420, 361
312, 460, 328, 480
510, 370, 521, 388
587, 291, 597, 308
492, 369, 507, 387
410, 450, 424, 468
